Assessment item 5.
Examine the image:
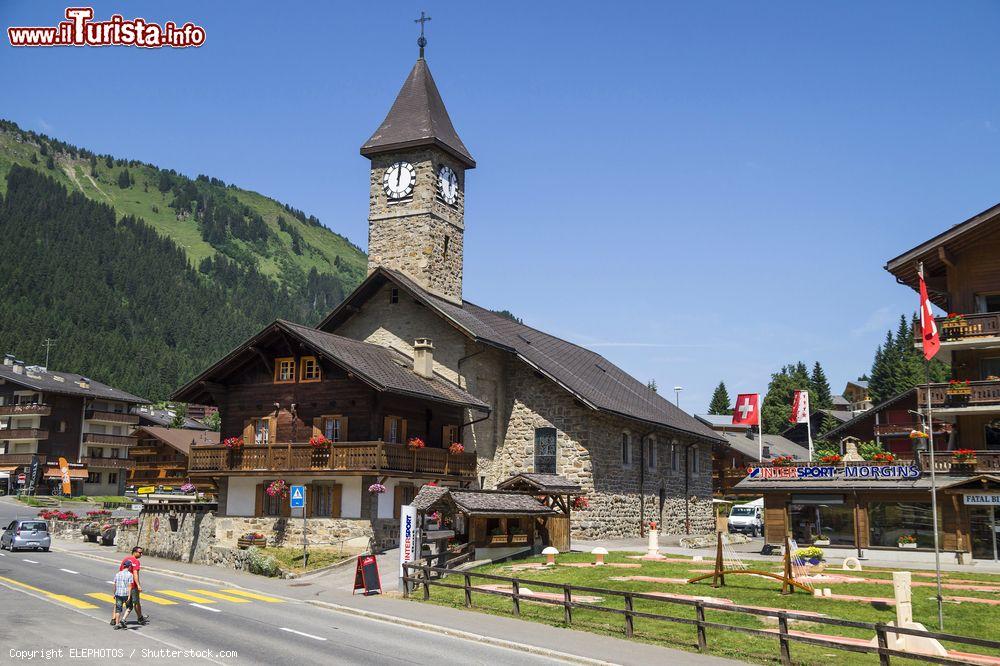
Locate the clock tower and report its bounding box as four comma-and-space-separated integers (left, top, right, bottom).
361, 42, 475, 306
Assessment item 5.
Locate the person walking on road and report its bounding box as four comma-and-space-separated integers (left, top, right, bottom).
111, 560, 134, 629
120, 546, 149, 625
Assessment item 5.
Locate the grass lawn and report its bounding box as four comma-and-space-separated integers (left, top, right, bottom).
408, 550, 1000, 666
260, 546, 359, 573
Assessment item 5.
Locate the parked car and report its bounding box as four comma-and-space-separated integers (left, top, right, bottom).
728, 499, 764, 536
0, 519, 51, 551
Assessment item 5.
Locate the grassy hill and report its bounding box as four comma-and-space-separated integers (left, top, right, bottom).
0, 120, 368, 400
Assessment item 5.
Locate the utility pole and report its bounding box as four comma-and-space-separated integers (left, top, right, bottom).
42, 338, 56, 368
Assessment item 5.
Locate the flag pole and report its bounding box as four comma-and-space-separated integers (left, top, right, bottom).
806, 409, 814, 461
757, 392, 764, 462
919, 261, 945, 630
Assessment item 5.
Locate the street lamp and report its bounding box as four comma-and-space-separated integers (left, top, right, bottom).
673, 386, 683, 408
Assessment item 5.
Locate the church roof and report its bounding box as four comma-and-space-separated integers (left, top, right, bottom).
319, 268, 724, 444
360, 58, 475, 168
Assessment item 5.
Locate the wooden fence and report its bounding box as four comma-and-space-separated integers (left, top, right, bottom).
402, 563, 1000, 665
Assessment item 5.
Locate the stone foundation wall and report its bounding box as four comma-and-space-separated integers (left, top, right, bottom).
116, 511, 217, 563
214, 515, 372, 550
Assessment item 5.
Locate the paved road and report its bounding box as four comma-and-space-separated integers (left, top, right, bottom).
0, 543, 566, 665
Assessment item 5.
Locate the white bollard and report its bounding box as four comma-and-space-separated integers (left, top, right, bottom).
542, 546, 559, 566
647, 527, 660, 557
592, 547, 608, 566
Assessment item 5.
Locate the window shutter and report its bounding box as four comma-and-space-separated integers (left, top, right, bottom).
280, 490, 291, 517
401, 419, 408, 444
340, 416, 348, 442
243, 421, 254, 445
383, 416, 392, 442
393, 485, 404, 519
254, 483, 263, 517
268, 416, 278, 444
305, 483, 314, 518
312, 418, 322, 440
331, 483, 342, 518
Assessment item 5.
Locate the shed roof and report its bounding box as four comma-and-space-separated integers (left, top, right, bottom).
410, 485, 557, 516
495, 473, 583, 495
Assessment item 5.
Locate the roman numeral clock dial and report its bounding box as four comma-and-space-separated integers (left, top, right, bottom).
438, 165, 459, 204
383, 161, 415, 199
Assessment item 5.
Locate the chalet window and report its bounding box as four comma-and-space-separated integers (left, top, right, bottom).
534, 427, 557, 474
87, 472, 101, 484
975, 293, 1000, 314
251, 418, 271, 446
390, 288, 399, 304
981, 357, 1000, 379
110, 448, 119, 459
311, 483, 342, 518
986, 421, 1000, 450
646, 436, 657, 471
89, 447, 104, 458
262, 486, 282, 516
321, 415, 347, 442
300, 356, 322, 382
274, 357, 296, 383
383, 416, 407, 444
621, 432, 632, 467
108, 472, 118, 484
443, 425, 461, 446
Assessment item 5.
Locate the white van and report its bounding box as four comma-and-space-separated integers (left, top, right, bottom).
728, 498, 763, 536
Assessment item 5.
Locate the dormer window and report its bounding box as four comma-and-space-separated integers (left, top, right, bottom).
300, 356, 321, 382
390, 288, 399, 304
274, 357, 296, 384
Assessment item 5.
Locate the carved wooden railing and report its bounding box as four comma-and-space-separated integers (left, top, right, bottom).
85, 409, 139, 425
80, 456, 136, 470
0, 404, 50, 417
918, 451, 1000, 473
83, 433, 138, 447
0, 428, 48, 440
0, 453, 46, 465
873, 422, 953, 437
188, 441, 477, 478
920, 380, 1000, 408
914, 312, 1000, 343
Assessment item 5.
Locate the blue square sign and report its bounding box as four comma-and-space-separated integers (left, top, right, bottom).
290, 484, 306, 508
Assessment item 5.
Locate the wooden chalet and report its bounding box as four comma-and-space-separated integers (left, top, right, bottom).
129, 426, 219, 492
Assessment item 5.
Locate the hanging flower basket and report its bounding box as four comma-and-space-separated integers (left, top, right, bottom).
407, 437, 426, 451
909, 429, 929, 440
448, 442, 465, 455
309, 435, 332, 449
266, 479, 289, 499
367, 483, 387, 495
223, 436, 244, 449
179, 482, 196, 494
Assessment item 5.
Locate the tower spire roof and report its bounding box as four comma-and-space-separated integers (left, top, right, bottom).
360, 57, 475, 168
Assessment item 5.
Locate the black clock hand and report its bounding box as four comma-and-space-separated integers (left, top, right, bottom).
396, 166, 401, 186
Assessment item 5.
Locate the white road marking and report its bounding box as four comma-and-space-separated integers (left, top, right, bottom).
23, 559, 38, 564
189, 603, 220, 613
280, 627, 327, 641
59, 568, 79, 575
107, 581, 115, 585
0, 552, 6, 556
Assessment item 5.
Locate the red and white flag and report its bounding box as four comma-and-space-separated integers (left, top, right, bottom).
789, 390, 810, 424
732, 393, 760, 426
919, 263, 940, 361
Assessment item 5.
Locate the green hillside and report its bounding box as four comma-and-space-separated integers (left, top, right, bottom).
0, 120, 368, 400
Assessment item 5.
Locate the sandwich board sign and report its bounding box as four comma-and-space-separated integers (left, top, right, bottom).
290, 485, 305, 509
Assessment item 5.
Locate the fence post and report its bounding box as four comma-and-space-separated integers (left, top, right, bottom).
777, 612, 792, 666
695, 601, 707, 652
422, 564, 430, 601
464, 573, 473, 608
563, 586, 572, 625
402, 564, 410, 599
512, 579, 521, 617
624, 593, 634, 638
875, 624, 891, 666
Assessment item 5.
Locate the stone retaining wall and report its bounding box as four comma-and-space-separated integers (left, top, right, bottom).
214, 515, 372, 550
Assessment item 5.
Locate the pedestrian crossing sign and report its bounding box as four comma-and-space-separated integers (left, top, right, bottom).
290, 485, 305, 508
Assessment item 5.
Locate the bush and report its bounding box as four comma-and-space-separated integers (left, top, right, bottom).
246, 547, 281, 577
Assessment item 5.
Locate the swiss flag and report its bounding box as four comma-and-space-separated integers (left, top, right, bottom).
919, 264, 940, 361
732, 393, 760, 426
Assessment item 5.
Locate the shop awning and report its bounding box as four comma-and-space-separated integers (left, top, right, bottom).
0, 465, 19, 473
43, 468, 88, 479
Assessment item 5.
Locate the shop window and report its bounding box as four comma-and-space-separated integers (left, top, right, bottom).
869, 502, 940, 549
790, 499, 855, 546
300, 356, 322, 382
534, 427, 557, 474
274, 357, 296, 383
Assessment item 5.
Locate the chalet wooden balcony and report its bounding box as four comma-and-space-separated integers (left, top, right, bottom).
914, 313, 1000, 348
0, 453, 46, 465
129, 446, 160, 456
920, 380, 1000, 414
85, 409, 139, 425
918, 451, 1000, 474
0, 404, 50, 417
188, 441, 477, 479
133, 461, 185, 470
80, 456, 135, 470
873, 422, 953, 438
83, 433, 138, 447
0, 428, 48, 440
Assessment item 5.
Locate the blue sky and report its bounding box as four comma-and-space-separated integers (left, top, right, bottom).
3, 1, 999, 412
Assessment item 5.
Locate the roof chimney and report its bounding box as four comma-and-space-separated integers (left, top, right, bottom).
413, 338, 434, 379
76, 377, 90, 389
3, 354, 14, 367
12, 359, 24, 375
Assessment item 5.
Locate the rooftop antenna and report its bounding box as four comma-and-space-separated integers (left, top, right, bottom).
415, 11, 431, 58
42, 338, 56, 368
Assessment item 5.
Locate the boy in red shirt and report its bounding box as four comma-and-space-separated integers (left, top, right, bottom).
120, 546, 149, 625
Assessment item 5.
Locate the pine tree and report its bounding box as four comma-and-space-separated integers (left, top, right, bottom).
809, 362, 833, 410
45, 155, 55, 170
868, 315, 950, 403
117, 169, 131, 189
708, 381, 731, 415
30, 153, 38, 164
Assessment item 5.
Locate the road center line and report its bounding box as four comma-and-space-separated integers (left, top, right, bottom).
23, 559, 39, 564
189, 603, 221, 613
280, 627, 327, 641
59, 568, 79, 574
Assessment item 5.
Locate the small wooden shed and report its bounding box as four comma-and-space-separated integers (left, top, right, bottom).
496, 473, 583, 551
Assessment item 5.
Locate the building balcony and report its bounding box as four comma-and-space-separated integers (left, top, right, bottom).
85, 409, 139, 425
132, 461, 185, 471
80, 456, 135, 470
914, 312, 1000, 355
83, 433, 138, 447
874, 422, 954, 438
0, 404, 50, 417
0, 428, 48, 441
129, 446, 160, 456
188, 441, 477, 479
919, 380, 1000, 415
918, 450, 1000, 474
0, 453, 46, 466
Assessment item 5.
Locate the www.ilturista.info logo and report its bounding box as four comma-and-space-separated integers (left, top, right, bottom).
8, 7, 205, 48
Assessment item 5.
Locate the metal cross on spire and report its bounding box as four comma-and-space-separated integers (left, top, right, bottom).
415, 11, 431, 58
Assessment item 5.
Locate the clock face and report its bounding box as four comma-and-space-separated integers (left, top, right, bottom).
438, 165, 459, 204
383, 161, 415, 198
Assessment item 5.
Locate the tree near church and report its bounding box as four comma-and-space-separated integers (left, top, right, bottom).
708, 381, 732, 415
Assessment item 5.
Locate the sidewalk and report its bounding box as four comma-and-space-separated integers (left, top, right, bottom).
51, 536, 742, 666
